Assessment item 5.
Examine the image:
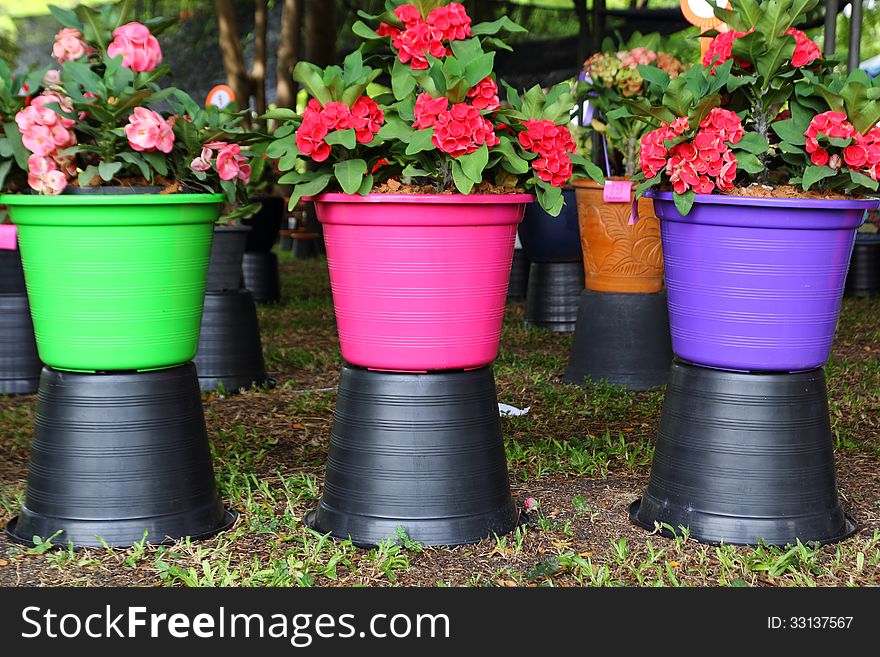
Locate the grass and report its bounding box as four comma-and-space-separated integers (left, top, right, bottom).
0, 253, 878, 587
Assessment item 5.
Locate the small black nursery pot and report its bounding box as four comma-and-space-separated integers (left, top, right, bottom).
631, 361, 855, 546
0, 250, 41, 394
307, 364, 518, 547
6, 364, 235, 548
524, 261, 584, 332
195, 289, 269, 393
206, 225, 251, 292
242, 195, 285, 253
507, 248, 530, 301
563, 289, 672, 390
844, 233, 880, 296
243, 251, 281, 303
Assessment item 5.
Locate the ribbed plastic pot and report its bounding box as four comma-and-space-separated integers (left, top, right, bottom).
194, 290, 269, 392
242, 251, 281, 303
0, 292, 42, 395
563, 290, 672, 390
279, 234, 294, 251
242, 195, 285, 252
206, 225, 250, 292
631, 361, 855, 546
0, 193, 223, 372
507, 248, 530, 300
844, 233, 880, 296
524, 260, 584, 332
517, 188, 580, 262
314, 193, 533, 371
651, 192, 878, 371
0, 248, 27, 294
306, 364, 518, 546
6, 363, 235, 548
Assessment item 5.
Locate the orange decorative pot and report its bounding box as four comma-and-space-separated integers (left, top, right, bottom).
572, 178, 664, 293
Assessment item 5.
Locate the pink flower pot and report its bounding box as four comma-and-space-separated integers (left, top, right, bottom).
314, 193, 534, 371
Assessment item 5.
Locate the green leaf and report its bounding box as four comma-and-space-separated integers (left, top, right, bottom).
98, 160, 122, 182
734, 132, 770, 155
0, 159, 11, 192
735, 152, 764, 174
377, 118, 416, 141
451, 160, 475, 194
261, 108, 299, 121
78, 164, 100, 187
849, 169, 880, 192
2, 123, 29, 168
402, 164, 431, 177
458, 144, 489, 183
471, 17, 527, 36
141, 150, 168, 176
325, 129, 356, 149
118, 152, 151, 180
48, 4, 83, 29
289, 173, 333, 208
342, 49, 365, 86
62, 60, 103, 95
464, 53, 495, 87
802, 165, 837, 191
391, 58, 417, 101
673, 190, 696, 216
771, 118, 808, 146
352, 20, 382, 40
495, 140, 529, 174
357, 172, 374, 196
293, 61, 333, 105
635, 174, 662, 197
404, 128, 436, 155
333, 159, 367, 195
535, 183, 564, 217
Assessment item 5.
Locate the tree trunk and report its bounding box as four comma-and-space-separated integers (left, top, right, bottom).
276, 0, 303, 110
215, 0, 252, 111
251, 0, 268, 118
304, 0, 337, 68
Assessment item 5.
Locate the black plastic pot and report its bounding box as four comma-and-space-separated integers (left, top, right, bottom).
194, 290, 269, 392
0, 248, 27, 294
206, 226, 250, 292
6, 363, 235, 548
517, 189, 579, 262
630, 361, 856, 546
306, 364, 518, 547
242, 195, 285, 253
293, 234, 319, 259
844, 233, 880, 296
0, 292, 42, 395
242, 251, 281, 303
507, 248, 530, 301
563, 290, 672, 390
524, 261, 584, 332
279, 233, 294, 251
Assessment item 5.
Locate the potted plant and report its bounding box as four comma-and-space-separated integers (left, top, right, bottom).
573, 33, 685, 294
265, 0, 602, 546
0, 4, 252, 547
0, 62, 44, 393
623, 0, 879, 545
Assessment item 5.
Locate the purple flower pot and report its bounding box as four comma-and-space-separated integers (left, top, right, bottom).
650, 192, 879, 372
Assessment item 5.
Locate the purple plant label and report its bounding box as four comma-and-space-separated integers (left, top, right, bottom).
0, 224, 17, 250
603, 180, 633, 204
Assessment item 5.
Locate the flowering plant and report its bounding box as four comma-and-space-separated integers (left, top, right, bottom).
579, 33, 687, 177
265, 0, 604, 215
4, 3, 254, 202
616, 0, 880, 215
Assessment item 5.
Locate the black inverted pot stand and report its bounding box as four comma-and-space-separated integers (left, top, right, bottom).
242, 195, 284, 304
306, 364, 519, 547
630, 361, 856, 546
0, 250, 42, 394
6, 363, 235, 547
844, 233, 880, 296
194, 226, 270, 393
523, 260, 584, 332
563, 289, 672, 390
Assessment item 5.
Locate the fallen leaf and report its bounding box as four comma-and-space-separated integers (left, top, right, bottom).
0, 560, 8, 566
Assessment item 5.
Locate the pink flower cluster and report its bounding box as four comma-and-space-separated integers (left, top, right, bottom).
518, 119, 577, 188
16, 92, 77, 194
639, 109, 743, 194
191, 141, 251, 183
703, 27, 820, 73
467, 77, 500, 111
295, 96, 385, 163
805, 111, 880, 179
124, 107, 175, 153
786, 28, 821, 68
107, 22, 162, 73
616, 47, 657, 68
431, 102, 499, 157
52, 28, 91, 63
377, 2, 472, 70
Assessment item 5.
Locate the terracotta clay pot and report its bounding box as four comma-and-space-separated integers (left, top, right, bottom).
572, 179, 664, 293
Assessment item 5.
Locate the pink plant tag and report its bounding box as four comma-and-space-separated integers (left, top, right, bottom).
603, 179, 633, 204
0, 224, 17, 251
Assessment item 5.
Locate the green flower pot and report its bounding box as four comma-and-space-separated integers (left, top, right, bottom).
0, 193, 223, 372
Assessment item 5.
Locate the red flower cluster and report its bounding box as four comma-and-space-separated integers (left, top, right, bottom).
639, 109, 743, 194
431, 102, 499, 157
467, 77, 500, 111
702, 30, 750, 73
786, 28, 821, 68
377, 2, 472, 70
805, 111, 880, 179
517, 119, 577, 188
296, 96, 385, 162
